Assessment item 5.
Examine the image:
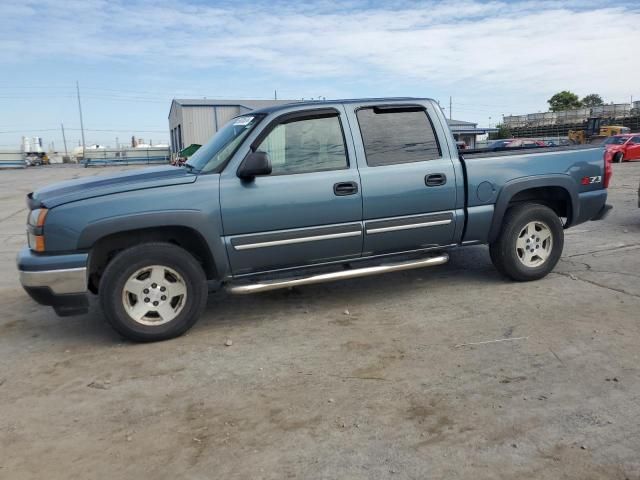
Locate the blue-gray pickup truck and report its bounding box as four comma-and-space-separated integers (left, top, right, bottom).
17, 98, 612, 341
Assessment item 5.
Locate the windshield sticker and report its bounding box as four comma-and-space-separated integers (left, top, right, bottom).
233, 116, 254, 126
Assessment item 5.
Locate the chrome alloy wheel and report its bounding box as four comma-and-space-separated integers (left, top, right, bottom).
515, 221, 553, 268
122, 265, 187, 326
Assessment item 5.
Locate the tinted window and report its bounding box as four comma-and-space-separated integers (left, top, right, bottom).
630, 136, 640, 144
603, 136, 626, 145
356, 108, 441, 166
257, 115, 348, 175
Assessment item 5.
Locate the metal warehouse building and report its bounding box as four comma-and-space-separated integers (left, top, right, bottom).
168, 99, 295, 154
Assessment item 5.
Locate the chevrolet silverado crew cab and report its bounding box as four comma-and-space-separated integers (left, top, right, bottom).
17, 98, 612, 342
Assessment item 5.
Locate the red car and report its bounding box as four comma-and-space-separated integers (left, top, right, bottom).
603, 134, 640, 163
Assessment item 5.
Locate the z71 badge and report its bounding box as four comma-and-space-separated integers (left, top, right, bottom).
581, 176, 602, 185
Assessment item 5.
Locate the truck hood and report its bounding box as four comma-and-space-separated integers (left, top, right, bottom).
28, 166, 198, 209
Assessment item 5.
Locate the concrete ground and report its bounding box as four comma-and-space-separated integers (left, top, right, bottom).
1, 163, 639, 480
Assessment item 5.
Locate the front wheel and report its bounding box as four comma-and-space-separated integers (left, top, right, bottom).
489, 203, 564, 281
99, 242, 208, 342
613, 152, 623, 163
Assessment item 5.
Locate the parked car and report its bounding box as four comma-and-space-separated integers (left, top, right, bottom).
602, 134, 640, 163
545, 139, 571, 147
17, 98, 612, 341
486, 139, 513, 150
486, 139, 546, 150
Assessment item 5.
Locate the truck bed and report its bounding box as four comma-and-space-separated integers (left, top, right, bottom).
461, 144, 598, 159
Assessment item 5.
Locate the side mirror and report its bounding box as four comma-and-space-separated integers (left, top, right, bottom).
237, 151, 272, 180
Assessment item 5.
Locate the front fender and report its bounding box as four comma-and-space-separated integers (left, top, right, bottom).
42, 177, 230, 278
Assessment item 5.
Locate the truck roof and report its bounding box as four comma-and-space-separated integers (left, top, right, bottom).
249, 97, 435, 114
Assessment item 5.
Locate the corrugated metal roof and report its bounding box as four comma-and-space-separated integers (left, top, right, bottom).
447, 119, 477, 127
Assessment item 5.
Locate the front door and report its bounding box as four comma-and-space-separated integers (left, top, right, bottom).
347, 102, 459, 255
220, 107, 363, 275
626, 136, 640, 160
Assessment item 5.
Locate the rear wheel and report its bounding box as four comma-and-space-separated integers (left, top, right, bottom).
99, 242, 208, 342
489, 203, 564, 281
613, 152, 624, 163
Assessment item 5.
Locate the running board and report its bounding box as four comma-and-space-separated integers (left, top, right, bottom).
227, 253, 449, 294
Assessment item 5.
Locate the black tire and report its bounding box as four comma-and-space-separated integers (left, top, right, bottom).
99, 242, 208, 342
613, 152, 623, 163
489, 203, 564, 281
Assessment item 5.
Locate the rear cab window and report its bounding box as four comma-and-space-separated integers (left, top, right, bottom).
355, 106, 441, 166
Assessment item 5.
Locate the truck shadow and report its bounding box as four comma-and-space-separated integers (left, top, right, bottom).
198, 245, 503, 331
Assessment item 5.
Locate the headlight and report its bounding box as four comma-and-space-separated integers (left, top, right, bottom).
27, 208, 48, 252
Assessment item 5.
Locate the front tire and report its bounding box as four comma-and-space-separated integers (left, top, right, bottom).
99, 242, 208, 342
613, 152, 623, 163
489, 203, 564, 281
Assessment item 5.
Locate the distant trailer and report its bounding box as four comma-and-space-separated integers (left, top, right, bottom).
0, 150, 26, 169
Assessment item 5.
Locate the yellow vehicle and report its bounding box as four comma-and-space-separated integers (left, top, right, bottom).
568, 118, 630, 144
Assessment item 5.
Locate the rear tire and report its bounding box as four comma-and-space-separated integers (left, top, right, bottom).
489, 203, 564, 281
99, 242, 208, 342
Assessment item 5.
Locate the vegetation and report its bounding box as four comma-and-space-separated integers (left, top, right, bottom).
547, 91, 605, 111
489, 123, 511, 140
581, 93, 604, 107
547, 91, 582, 111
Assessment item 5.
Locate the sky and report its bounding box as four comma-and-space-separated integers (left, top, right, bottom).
1, 0, 639, 149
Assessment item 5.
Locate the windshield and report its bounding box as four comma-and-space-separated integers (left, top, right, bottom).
602, 136, 627, 145
186, 115, 263, 173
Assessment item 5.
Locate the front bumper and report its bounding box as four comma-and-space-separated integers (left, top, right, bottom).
17, 247, 89, 316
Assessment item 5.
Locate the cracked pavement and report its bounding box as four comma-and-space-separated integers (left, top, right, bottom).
0, 162, 639, 479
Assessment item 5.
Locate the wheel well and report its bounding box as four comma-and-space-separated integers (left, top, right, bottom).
87, 226, 217, 293
507, 186, 572, 224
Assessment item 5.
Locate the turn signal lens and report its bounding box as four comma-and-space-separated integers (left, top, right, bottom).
34, 235, 45, 252
36, 208, 48, 227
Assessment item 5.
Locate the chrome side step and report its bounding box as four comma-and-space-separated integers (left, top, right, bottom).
227, 253, 449, 294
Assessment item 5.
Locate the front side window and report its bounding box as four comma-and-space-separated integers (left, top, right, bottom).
186, 115, 263, 173
629, 136, 640, 144
356, 107, 441, 166
257, 115, 348, 175
603, 136, 626, 145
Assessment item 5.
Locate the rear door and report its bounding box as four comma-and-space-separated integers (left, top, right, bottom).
219, 107, 363, 275
346, 102, 460, 255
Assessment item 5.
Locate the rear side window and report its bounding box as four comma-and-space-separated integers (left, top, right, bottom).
356, 107, 441, 166
257, 115, 348, 175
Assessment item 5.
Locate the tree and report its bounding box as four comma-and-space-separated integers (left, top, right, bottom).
489, 123, 511, 140
547, 91, 582, 112
581, 93, 604, 107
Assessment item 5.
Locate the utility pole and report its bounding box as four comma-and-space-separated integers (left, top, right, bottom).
76, 81, 86, 162
60, 123, 68, 157
274, 89, 277, 100
449, 96, 452, 120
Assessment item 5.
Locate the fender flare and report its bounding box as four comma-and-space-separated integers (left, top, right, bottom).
77, 209, 230, 279
487, 175, 578, 243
